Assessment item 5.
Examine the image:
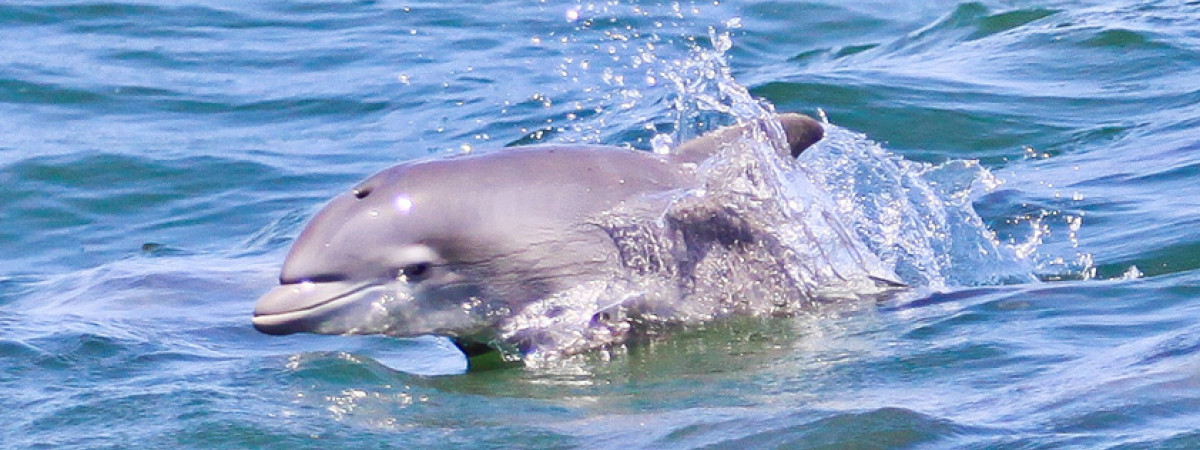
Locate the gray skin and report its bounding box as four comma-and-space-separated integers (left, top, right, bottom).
253, 114, 825, 357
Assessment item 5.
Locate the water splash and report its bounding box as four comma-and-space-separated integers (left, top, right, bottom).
649, 29, 1041, 290
486, 23, 1080, 362
503, 2, 1098, 286
802, 126, 1038, 288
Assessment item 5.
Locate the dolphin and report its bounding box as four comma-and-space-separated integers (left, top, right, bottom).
252, 114, 873, 358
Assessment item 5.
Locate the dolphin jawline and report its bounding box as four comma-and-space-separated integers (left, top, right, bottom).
251, 281, 371, 335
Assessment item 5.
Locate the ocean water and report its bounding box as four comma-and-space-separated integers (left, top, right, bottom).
3, 0, 1200, 448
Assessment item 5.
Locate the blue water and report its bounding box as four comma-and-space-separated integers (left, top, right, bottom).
3, 0, 1200, 448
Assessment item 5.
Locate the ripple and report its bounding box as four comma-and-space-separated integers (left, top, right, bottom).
969, 7, 1059, 40
662, 407, 970, 448
280, 351, 407, 385
1082, 28, 1166, 49
0, 78, 106, 105
0, 152, 311, 272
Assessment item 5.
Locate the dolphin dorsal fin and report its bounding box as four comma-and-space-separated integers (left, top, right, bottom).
778, 113, 824, 158
671, 113, 824, 164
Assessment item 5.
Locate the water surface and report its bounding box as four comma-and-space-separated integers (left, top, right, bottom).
3, 0, 1200, 448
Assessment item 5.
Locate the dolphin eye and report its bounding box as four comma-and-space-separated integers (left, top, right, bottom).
399, 262, 432, 282
353, 187, 373, 199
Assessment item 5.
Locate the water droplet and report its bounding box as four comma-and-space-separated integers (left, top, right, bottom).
650, 134, 674, 154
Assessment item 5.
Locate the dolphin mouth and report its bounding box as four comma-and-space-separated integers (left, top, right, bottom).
252, 281, 371, 335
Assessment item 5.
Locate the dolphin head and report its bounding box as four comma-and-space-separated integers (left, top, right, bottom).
252, 163, 501, 347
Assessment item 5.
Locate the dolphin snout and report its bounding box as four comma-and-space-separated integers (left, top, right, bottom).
252, 314, 302, 335
252, 281, 365, 335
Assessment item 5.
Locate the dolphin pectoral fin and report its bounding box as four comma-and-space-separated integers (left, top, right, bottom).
451, 338, 497, 358
450, 338, 526, 371
670, 113, 824, 163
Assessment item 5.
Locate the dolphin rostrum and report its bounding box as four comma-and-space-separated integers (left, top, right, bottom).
253, 114, 891, 358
